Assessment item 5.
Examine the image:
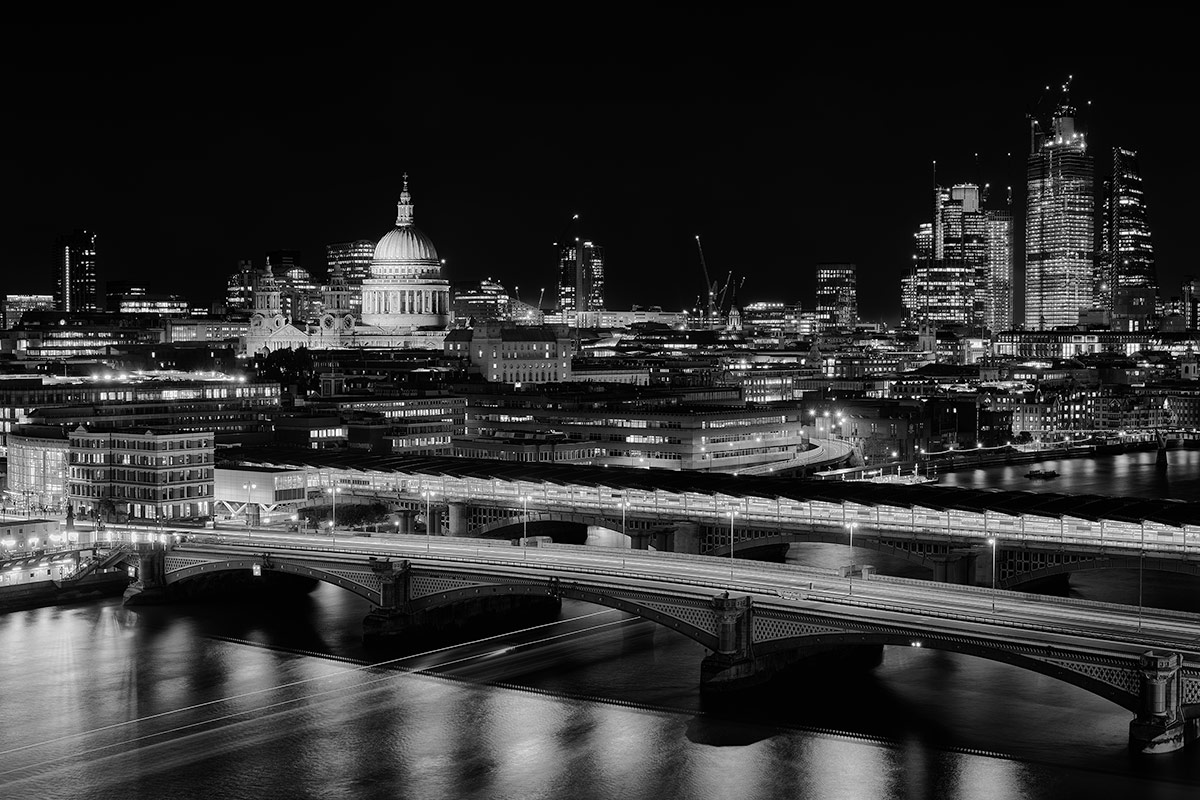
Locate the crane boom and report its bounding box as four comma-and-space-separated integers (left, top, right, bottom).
695, 236, 717, 325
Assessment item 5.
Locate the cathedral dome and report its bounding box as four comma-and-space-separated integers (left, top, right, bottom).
374, 226, 439, 265
370, 175, 442, 279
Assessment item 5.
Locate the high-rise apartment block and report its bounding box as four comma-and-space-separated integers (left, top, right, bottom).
54, 229, 100, 313
557, 241, 605, 314
1100, 147, 1157, 328
814, 263, 857, 330
1025, 99, 1094, 330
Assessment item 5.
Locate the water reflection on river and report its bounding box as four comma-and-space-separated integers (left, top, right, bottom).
0, 454, 1197, 799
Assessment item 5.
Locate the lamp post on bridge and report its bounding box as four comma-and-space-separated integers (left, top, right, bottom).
242, 482, 256, 537
1139, 519, 1145, 632
988, 537, 997, 613
421, 490, 433, 553
326, 486, 340, 537
847, 522, 855, 597
522, 495, 530, 561
729, 509, 738, 580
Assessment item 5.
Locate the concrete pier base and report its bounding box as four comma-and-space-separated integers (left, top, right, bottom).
121, 583, 171, 605
1129, 717, 1186, 755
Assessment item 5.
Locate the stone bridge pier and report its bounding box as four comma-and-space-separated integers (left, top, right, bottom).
1129, 651, 1190, 754
122, 543, 169, 605
361, 557, 560, 647
700, 594, 759, 690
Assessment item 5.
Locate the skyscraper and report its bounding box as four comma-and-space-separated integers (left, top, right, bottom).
557, 241, 605, 314
54, 229, 99, 313
1025, 94, 1094, 330
903, 185, 1012, 331
985, 207, 1014, 332
1100, 147, 1157, 328
814, 263, 857, 330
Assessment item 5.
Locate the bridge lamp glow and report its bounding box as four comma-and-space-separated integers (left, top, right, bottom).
521, 495, 531, 559
988, 537, 998, 613
911, 641, 922, 648
252, 563, 262, 577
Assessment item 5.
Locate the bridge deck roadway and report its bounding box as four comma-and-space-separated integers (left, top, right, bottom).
171, 531, 1200, 664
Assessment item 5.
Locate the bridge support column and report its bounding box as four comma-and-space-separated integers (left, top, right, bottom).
398, 511, 415, 535
671, 522, 700, 555
447, 502, 469, 537
362, 559, 412, 645
122, 543, 169, 605
1129, 651, 1186, 754
700, 594, 760, 691
628, 531, 652, 550
930, 549, 978, 585
649, 529, 674, 552
428, 507, 444, 536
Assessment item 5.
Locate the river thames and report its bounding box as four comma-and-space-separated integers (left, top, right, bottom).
0, 451, 1197, 799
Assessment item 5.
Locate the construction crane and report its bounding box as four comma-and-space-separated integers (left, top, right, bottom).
694, 236, 719, 327
537, 287, 545, 310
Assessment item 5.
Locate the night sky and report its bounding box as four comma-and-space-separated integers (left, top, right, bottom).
6, 14, 1197, 325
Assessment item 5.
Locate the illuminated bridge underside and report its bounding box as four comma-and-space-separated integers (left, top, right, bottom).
158, 545, 1200, 718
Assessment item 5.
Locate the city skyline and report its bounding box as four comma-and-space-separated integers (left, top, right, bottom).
6, 16, 1197, 325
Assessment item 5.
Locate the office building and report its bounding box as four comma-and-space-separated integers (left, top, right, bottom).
1100, 147, 1158, 328
985, 208, 1015, 332
3, 294, 54, 328
68, 426, 215, 521
54, 229, 100, 313
326, 239, 375, 315
557, 241, 605, 314
1025, 94, 1094, 330
814, 263, 856, 330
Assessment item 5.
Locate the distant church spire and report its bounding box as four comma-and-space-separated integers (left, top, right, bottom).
396, 173, 414, 226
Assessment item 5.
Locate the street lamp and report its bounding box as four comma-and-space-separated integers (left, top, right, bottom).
421, 490, 433, 553
1138, 519, 1145, 632
326, 486, 340, 533
729, 509, 738, 580
521, 495, 530, 560
290, 513, 298, 533
242, 482, 256, 533
847, 522, 855, 596
988, 537, 997, 612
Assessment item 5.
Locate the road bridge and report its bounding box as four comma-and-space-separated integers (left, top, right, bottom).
123, 531, 1200, 754
221, 452, 1200, 588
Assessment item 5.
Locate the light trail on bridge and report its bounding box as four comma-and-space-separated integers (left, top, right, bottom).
174, 530, 1200, 660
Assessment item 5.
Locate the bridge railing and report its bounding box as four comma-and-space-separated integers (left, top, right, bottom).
175, 535, 1200, 656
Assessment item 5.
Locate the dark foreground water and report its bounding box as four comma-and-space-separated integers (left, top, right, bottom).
1, 454, 1198, 800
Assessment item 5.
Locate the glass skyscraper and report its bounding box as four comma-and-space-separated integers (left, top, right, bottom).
1024, 102, 1094, 330
54, 229, 99, 313
1100, 147, 1157, 326
557, 241, 605, 314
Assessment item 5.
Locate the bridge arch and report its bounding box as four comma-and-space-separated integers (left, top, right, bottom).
710, 530, 958, 569
474, 512, 636, 542
410, 580, 720, 651
1001, 555, 1200, 590
755, 629, 1140, 712
165, 558, 382, 605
